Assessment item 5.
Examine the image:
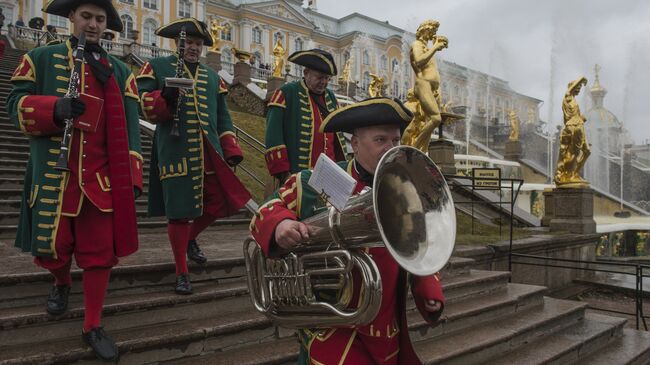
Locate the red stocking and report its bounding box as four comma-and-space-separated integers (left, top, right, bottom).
82, 268, 111, 333
49, 260, 72, 286
168, 221, 191, 275
188, 213, 217, 241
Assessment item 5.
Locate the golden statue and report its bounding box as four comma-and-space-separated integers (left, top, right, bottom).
368, 72, 384, 97
272, 39, 286, 78
208, 19, 225, 53
554, 76, 590, 186
406, 19, 448, 150
401, 89, 426, 146
508, 109, 520, 141
339, 57, 352, 83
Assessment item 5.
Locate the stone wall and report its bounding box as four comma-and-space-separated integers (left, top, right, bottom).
454, 234, 599, 291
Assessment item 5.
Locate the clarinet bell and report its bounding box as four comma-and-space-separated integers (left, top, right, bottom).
170, 121, 180, 137
53, 151, 70, 172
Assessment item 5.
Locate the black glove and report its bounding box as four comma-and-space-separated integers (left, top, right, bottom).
53, 97, 86, 124
227, 155, 243, 167
160, 86, 179, 108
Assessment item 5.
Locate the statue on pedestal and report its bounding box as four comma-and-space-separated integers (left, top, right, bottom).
554, 76, 590, 186
208, 19, 225, 53
508, 109, 520, 141
272, 39, 286, 78
406, 19, 448, 150
368, 72, 384, 97
339, 57, 352, 83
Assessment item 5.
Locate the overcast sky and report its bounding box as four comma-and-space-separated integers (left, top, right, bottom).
317, 0, 650, 144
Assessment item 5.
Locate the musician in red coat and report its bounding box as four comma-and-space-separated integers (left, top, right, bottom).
250, 98, 445, 364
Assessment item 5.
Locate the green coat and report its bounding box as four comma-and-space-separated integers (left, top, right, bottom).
265, 80, 346, 176
137, 55, 249, 220
7, 41, 143, 258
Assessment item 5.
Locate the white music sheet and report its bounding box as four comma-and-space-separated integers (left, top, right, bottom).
308, 154, 356, 211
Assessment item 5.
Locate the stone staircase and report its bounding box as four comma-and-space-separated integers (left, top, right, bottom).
0, 47, 250, 239
1, 235, 649, 364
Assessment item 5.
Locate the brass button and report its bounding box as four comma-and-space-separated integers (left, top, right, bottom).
82, 154, 87, 158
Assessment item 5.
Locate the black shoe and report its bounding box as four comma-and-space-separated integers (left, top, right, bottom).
82, 327, 119, 363
46, 284, 71, 315
175, 273, 193, 295
187, 239, 207, 264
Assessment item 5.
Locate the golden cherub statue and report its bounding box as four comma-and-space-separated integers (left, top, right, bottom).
404, 19, 448, 150
554, 76, 590, 186
272, 39, 286, 78
208, 19, 225, 53
339, 57, 352, 83
368, 72, 385, 97
401, 89, 426, 147
508, 109, 520, 141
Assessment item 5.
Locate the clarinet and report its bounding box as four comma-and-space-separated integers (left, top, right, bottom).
54, 32, 86, 171
170, 26, 187, 137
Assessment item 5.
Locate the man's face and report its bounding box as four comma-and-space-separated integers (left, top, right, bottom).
351, 125, 401, 174
68, 4, 107, 44
176, 35, 204, 63
303, 68, 331, 94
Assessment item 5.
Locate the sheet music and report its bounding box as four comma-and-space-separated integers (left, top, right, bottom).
308, 154, 356, 211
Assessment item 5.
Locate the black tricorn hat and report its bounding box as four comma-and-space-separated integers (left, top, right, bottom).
42, 0, 123, 32
288, 49, 337, 76
155, 18, 213, 47
320, 97, 413, 133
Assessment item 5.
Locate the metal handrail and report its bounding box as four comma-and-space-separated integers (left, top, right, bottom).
232, 124, 267, 189
510, 252, 649, 331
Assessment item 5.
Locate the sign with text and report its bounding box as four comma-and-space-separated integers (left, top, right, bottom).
472, 168, 501, 190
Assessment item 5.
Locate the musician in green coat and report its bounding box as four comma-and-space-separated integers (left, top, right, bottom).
137, 18, 250, 294
265, 49, 347, 184
7, 0, 143, 361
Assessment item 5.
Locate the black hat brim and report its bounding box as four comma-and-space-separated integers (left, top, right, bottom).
42, 0, 123, 32
320, 97, 413, 134
155, 18, 213, 47
288, 49, 337, 76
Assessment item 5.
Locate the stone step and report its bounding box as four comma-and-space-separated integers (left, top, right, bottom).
579, 328, 650, 365
166, 337, 299, 365
481, 312, 628, 365
0, 198, 151, 211
413, 297, 588, 365
0, 302, 272, 365
0, 280, 251, 347
0, 218, 251, 238
408, 282, 548, 343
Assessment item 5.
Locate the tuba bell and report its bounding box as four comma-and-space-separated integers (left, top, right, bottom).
244, 146, 456, 328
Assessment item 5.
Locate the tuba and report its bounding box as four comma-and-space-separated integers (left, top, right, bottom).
244, 146, 456, 328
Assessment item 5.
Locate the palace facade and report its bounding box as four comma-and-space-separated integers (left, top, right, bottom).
4, 0, 542, 123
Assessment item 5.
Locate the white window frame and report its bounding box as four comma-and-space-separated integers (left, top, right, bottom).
178, 0, 192, 18
142, 18, 158, 46
143, 0, 157, 10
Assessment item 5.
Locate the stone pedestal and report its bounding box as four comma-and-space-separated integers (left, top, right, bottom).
428, 139, 456, 175
265, 76, 285, 101
206, 51, 222, 72
504, 140, 522, 161
544, 187, 596, 234
541, 189, 554, 227
232, 61, 251, 86
339, 81, 356, 98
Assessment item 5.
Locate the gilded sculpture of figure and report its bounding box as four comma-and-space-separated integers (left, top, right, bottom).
368, 72, 384, 97
508, 109, 520, 141
554, 76, 590, 186
272, 39, 286, 78
339, 57, 352, 83
401, 89, 426, 146
208, 19, 225, 53
406, 19, 448, 151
